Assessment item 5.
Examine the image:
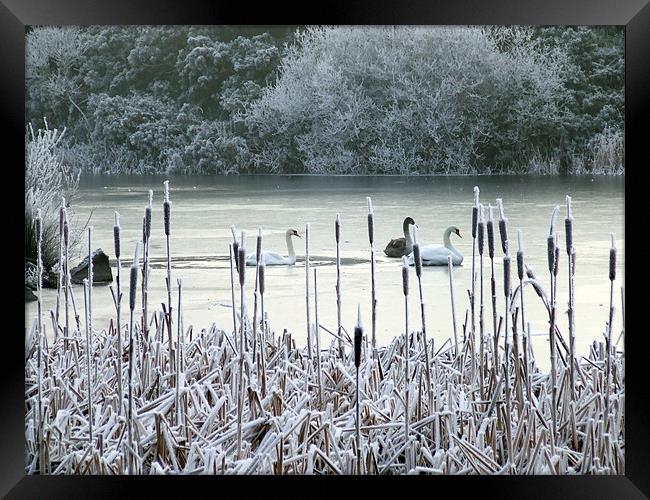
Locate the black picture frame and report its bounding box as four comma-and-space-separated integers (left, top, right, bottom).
4, 1, 647, 497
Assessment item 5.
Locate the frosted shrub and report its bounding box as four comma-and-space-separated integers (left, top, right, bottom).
246, 26, 567, 174
590, 126, 624, 175
25, 121, 79, 272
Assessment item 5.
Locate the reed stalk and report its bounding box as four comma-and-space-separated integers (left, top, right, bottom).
305, 223, 311, 359
447, 255, 459, 358
83, 279, 93, 444
63, 209, 70, 353
113, 212, 123, 414
335, 213, 343, 358
486, 203, 496, 380
252, 228, 262, 363
127, 241, 141, 472
502, 246, 513, 463
354, 305, 363, 474
411, 227, 434, 429
470, 187, 479, 376
565, 196, 576, 401
238, 233, 246, 351
314, 268, 323, 405
516, 230, 532, 406
55, 198, 65, 337
142, 191, 152, 339
236, 239, 246, 459
367, 197, 377, 354
35, 209, 44, 474
229, 244, 238, 348
176, 277, 184, 426
547, 207, 560, 450
259, 260, 267, 397
478, 204, 485, 398
401, 257, 410, 443
605, 234, 616, 423
163, 181, 174, 373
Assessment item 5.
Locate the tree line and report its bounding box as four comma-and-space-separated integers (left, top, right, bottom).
26, 25, 624, 176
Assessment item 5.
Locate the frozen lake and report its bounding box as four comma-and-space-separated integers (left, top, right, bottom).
26, 175, 624, 369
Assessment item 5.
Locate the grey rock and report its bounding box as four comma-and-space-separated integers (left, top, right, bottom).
70, 248, 113, 284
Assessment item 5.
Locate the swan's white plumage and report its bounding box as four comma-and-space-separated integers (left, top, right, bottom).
245, 228, 299, 266
245, 250, 293, 266
407, 225, 463, 266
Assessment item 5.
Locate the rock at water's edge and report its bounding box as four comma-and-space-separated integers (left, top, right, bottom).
70, 249, 113, 284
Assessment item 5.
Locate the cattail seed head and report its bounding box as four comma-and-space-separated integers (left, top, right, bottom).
163, 200, 171, 236
471, 205, 478, 239
547, 234, 556, 275
487, 205, 495, 259
503, 249, 511, 298
565, 217, 573, 256
63, 213, 69, 247
516, 230, 524, 281
238, 246, 246, 287
354, 305, 363, 368
401, 257, 409, 296
129, 242, 141, 311
472, 186, 480, 238
256, 228, 263, 263
413, 243, 422, 278
59, 199, 65, 235
259, 261, 266, 295
142, 217, 147, 245
35, 209, 42, 241
496, 198, 508, 254
368, 213, 374, 245
609, 234, 616, 281
144, 206, 152, 241
477, 204, 485, 256
549, 205, 560, 237
113, 212, 121, 259
335, 213, 341, 243
553, 239, 560, 277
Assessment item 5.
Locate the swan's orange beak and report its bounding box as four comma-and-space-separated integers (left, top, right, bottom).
294, 231, 302, 238
456, 229, 462, 238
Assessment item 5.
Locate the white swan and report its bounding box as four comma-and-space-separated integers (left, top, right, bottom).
407, 226, 463, 266
245, 228, 301, 266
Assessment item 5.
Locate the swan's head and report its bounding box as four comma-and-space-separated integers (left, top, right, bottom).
404, 217, 416, 226
453, 226, 462, 238
286, 228, 301, 238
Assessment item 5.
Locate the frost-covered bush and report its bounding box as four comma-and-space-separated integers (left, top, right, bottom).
25, 121, 79, 272
245, 26, 568, 174
589, 126, 624, 175
88, 93, 199, 173
176, 121, 249, 174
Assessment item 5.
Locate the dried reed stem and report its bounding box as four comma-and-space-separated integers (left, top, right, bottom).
335, 213, 343, 358
305, 223, 311, 359
367, 197, 377, 354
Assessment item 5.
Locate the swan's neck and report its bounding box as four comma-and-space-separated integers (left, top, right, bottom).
402, 221, 413, 247
286, 233, 296, 264
443, 227, 460, 255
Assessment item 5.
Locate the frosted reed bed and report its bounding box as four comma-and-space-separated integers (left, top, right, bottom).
24, 183, 624, 475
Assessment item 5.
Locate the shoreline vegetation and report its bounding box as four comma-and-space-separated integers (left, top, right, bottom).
25, 183, 625, 475
26, 26, 624, 177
